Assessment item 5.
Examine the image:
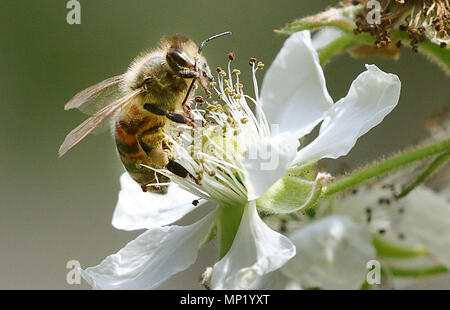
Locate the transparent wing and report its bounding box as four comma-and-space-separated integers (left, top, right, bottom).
58, 89, 143, 157
64, 75, 125, 115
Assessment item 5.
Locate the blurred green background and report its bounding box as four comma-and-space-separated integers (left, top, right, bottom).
0, 0, 448, 289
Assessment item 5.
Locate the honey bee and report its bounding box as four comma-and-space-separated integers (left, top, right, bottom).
59, 32, 231, 194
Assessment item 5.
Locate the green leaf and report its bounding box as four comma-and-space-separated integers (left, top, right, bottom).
383, 265, 448, 278
373, 235, 428, 258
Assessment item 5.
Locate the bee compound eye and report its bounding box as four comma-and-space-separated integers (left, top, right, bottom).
167, 48, 193, 69
143, 76, 152, 86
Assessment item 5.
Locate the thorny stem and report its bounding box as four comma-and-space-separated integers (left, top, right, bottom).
396, 152, 450, 199
323, 138, 450, 197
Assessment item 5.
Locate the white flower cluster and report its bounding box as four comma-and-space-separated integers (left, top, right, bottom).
81, 30, 401, 290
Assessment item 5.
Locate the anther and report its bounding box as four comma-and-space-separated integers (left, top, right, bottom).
257, 61, 264, 69
228, 52, 235, 61
195, 96, 205, 103
232, 69, 241, 75
249, 57, 257, 66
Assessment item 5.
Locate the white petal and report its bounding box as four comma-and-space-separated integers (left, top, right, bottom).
211, 202, 295, 289
281, 216, 376, 290
399, 187, 450, 268
243, 134, 299, 200
82, 210, 217, 289
294, 64, 401, 165
260, 30, 333, 137
330, 176, 450, 269
112, 172, 202, 231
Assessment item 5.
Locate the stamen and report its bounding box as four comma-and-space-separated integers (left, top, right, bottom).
140, 55, 274, 205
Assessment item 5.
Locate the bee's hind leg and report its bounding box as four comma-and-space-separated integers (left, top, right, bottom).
167, 159, 200, 184
165, 111, 198, 127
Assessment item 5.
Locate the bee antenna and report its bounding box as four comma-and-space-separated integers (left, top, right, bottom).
198, 31, 232, 53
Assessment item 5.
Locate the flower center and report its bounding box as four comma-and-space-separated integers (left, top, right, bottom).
143, 56, 269, 206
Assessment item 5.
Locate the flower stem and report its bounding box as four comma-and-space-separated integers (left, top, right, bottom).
396, 152, 450, 199
323, 139, 450, 197
217, 204, 245, 259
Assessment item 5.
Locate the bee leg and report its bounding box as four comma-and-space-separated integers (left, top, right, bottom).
167, 159, 200, 184
167, 159, 189, 178
166, 112, 188, 124
178, 69, 199, 79
143, 102, 193, 126
182, 102, 191, 114
166, 112, 196, 127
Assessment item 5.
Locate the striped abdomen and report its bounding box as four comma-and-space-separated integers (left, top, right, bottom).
114, 99, 170, 194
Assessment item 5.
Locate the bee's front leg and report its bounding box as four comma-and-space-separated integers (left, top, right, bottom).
178, 69, 199, 79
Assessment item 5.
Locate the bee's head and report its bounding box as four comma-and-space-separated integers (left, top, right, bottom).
166, 32, 231, 96
166, 36, 213, 80
196, 55, 214, 82
193, 54, 214, 96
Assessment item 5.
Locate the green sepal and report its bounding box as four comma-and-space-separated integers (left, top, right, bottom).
256, 166, 319, 214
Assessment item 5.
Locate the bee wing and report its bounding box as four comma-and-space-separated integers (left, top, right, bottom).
58, 89, 143, 157
64, 75, 124, 115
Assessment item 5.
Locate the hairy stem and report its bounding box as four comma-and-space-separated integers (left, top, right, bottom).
396, 152, 450, 199
323, 139, 450, 197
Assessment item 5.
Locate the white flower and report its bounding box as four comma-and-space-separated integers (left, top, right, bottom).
333, 182, 450, 269
280, 216, 376, 290
81, 30, 401, 290
267, 174, 450, 290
